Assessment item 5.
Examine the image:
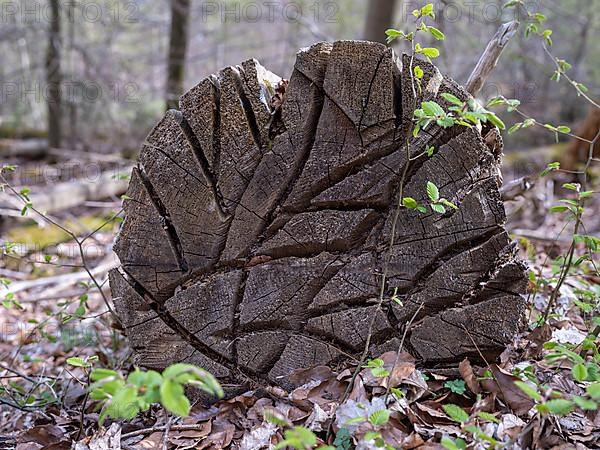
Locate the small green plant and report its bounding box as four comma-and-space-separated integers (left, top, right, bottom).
402, 181, 458, 215
444, 379, 467, 395
364, 358, 390, 378
89, 363, 223, 423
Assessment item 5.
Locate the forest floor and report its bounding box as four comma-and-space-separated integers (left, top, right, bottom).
0, 146, 599, 449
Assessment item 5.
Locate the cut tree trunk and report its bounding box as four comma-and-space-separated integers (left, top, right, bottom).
110, 41, 528, 391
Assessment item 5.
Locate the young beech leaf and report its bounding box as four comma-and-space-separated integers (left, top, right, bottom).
573, 396, 597, 410
67, 357, 90, 368
485, 111, 506, 130
444, 379, 467, 395
427, 26, 445, 40
413, 65, 424, 79
477, 411, 500, 423
441, 436, 467, 450
441, 93, 463, 107
431, 203, 446, 214
422, 101, 445, 117
426, 181, 439, 202
160, 379, 190, 417
587, 382, 600, 400
371, 367, 390, 378
543, 399, 574, 416
442, 404, 469, 423
402, 197, 419, 209
422, 47, 440, 58
572, 363, 588, 382
368, 409, 391, 426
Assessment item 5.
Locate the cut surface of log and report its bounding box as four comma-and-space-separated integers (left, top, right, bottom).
110, 41, 528, 391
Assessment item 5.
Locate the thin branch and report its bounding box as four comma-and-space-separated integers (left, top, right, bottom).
465, 21, 520, 96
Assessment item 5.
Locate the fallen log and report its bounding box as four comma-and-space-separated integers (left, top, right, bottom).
110, 41, 528, 391
0, 138, 47, 158
0, 167, 131, 216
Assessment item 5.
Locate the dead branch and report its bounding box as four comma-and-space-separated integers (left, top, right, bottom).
465, 21, 520, 96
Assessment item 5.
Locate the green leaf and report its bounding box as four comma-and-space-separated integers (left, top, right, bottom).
426, 181, 439, 202
364, 358, 384, 368
90, 368, 119, 382
385, 29, 404, 38
402, 197, 419, 209
442, 404, 469, 423
444, 379, 466, 395
514, 381, 542, 402
371, 367, 391, 378
587, 382, 600, 400
431, 203, 446, 214
477, 411, 500, 423
541, 161, 560, 177
441, 436, 467, 450
413, 65, 424, 79
426, 145, 435, 157
563, 182, 580, 191
557, 125, 571, 134
105, 385, 139, 421
160, 379, 190, 417
421, 3, 434, 18
332, 428, 351, 450
437, 116, 455, 128
441, 93, 463, 107
503, 0, 523, 8
422, 101, 445, 117
421, 47, 440, 58
368, 409, 391, 426
573, 396, 597, 410
274, 427, 317, 450
67, 357, 91, 368
385, 29, 404, 43
508, 123, 523, 135
427, 26, 445, 40
485, 111, 506, 130
486, 97, 505, 108
572, 364, 589, 382
544, 399, 574, 416
549, 206, 570, 213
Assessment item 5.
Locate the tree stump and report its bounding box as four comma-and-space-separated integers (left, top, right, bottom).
110, 41, 528, 390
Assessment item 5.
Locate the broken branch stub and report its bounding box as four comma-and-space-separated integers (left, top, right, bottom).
110, 41, 528, 391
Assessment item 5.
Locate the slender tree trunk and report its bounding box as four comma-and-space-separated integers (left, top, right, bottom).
46, 0, 62, 148
166, 0, 191, 110
363, 0, 398, 44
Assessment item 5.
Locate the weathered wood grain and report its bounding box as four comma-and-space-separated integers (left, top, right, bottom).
111, 40, 528, 391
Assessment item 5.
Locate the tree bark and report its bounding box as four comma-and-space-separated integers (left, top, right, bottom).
46, 0, 62, 149
363, 0, 398, 43
111, 41, 527, 392
165, 0, 191, 110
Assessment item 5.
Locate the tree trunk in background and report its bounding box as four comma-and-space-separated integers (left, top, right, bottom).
166, 0, 191, 110
363, 0, 398, 43
46, 0, 62, 148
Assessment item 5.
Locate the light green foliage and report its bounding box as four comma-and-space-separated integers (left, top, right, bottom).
444, 379, 467, 395
90, 364, 223, 424
441, 436, 467, 450
442, 404, 469, 423
364, 358, 390, 378
368, 409, 391, 426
